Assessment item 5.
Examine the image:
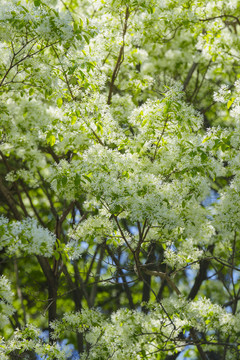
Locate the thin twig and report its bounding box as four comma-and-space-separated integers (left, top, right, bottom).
107, 7, 130, 105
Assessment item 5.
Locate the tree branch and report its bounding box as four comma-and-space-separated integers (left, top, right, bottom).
107, 7, 130, 105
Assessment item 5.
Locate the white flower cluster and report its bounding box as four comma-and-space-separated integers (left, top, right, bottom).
0, 276, 15, 329
0, 1, 74, 42
164, 239, 203, 270
213, 84, 231, 103
0, 325, 67, 360
0, 217, 55, 257
67, 215, 115, 259
50, 296, 240, 359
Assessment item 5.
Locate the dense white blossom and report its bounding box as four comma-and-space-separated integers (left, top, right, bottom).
0, 218, 55, 256
1, 0, 240, 358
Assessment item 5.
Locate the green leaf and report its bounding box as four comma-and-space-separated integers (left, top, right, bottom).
62, 176, 67, 186
49, 135, 56, 146
71, 116, 77, 125
54, 251, 60, 260
96, 123, 103, 134
202, 136, 210, 143
57, 98, 63, 108
75, 174, 81, 186
212, 54, 217, 62
78, 70, 85, 79
147, 6, 155, 14
82, 174, 92, 183
201, 152, 208, 162
227, 97, 235, 109
83, 34, 90, 44
34, 0, 41, 6
57, 180, 61, 191
113, 204, 121, 215
61, 253, 67, 265
46, 133, 56, 146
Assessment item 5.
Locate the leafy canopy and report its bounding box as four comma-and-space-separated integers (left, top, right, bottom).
1, 0, 240, 359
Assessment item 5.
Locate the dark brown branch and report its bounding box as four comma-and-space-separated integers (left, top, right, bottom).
89, 244, 105, 307
14, 258, 26, 326
13, 184, 29, 218
0, 152, 29, 217
192, 60, 212, 102
141, 242, 156, 313
113, 215, 134, 253
187, 258, 208, 300
106, 245, 134, 309
89, 127, 105, 146
52, 45, 75, 100
38, 171, 58, 219
183, 62, 198, 91
46, 147, 60, 164
85, 245, 100, 284
62, 264, 83, 310
37, 255, 58, 341
59, 201, 75, 226
143, 269, 181, 296
199, 15, 240, 24
0, 176, 22, 220
152, 115, 169, 162
73, 261, 91, 307
107, 7, 130, 105
62, 262, 85, 353
161, 24, 182, 43
20, 181, 45, 227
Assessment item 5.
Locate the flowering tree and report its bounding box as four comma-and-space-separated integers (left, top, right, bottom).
1, 0, 240, 359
